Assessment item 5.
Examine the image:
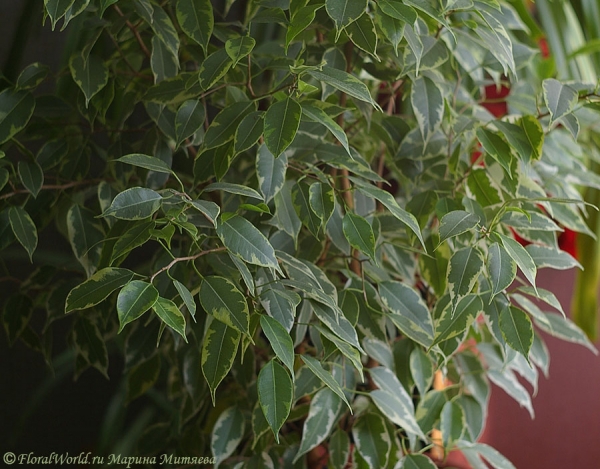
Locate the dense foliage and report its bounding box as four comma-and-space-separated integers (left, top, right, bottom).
1, 0, 599, 467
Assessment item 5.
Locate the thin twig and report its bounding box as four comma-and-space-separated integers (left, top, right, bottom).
113, 5, 151, 59
150, 246, 227, 282
0, 180, 103, 200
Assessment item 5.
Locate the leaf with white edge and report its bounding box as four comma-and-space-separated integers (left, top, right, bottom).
67, 204, 104, 276
8, 206, 38, 262
439, 210, 479, 244
148, 5, 179, 59
329, 427, 351, 469
264, 98, 302, 157
352, 179, 425, 248
487, 243, 516, 299
301, 102, 350, 153
286, 4, 323, 50
500, 211, 561, 232
202, 317, 240, 403
525, 245, 582, 270
45, 0, 76, 29
69, 54, 108, 105
102, 187, 162, 220
308, 182, 335, 227
259, 283, 298, 332
378, 0, 417, 23
487, 367, 534, 417
316, 325, 363, 379
203, 101, 256, 149
441, 401, 465, 447
346, 12, 378, 58
200, 276, 250, 336
325, 0, 368, 34
176, 0, 213, 54
258, 360, 293, 442
415, 389, 446, 434
198, 48, 233, 91
65, 267, 134, 313
301, 355, 352, 411
225, 36, 256, 66
376, 9, 406, 55
352, 412, 391, 469
400, 454, 439, 469
520, 115, 544, 161
211, 405, 245, 467
499, 306, 533, 359
150, 35, 178, 83
532, 311, 597, 354
294, 387, 343, 462
204, 182, 263, 200
117, 280, 159, 332
459, 441, 517, 469
468, 168, 503, 207
497, 232, 537, 290
260, 315, 295, 375
152, 298, 187, 342
434, 294, 483, 344
0, 89, 35, 144
217, 215, 282, 274
362, 337, 394, 370
343, 212, 376, 261
190, 200, 220, 226
234, 111, 264, 154
516, 286, 565, 317
410, 347, 433, 397
307, 67, 379, 109
309, 300, 362, 352
448, 247, 484, 312
274, 181, 302, 242
175, 99, 205, 146
18, 161, 43, 198
476, 128, 513, 177
173, 279, 196, 320
543, 78, 578, 124
474, 9, 514, 75
291, 181, 322, 237
256, 144, 287, 203
411, 75, 444, 141
379, 280, 434, 348
117, 153, 172, 174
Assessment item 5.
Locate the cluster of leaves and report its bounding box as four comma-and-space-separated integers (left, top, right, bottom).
1, 0, 599, 467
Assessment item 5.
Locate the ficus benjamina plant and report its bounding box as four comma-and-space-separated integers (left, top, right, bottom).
1, 0, 600, 467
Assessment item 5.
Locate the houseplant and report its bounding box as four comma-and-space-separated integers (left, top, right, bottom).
1, 0, 598, 467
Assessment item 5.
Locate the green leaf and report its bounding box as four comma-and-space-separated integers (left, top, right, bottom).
352, 179, 425, 248
69, 54, 109, 105
411, 75, 444, 141
153, 297, 187, 341
294, 387, 343, 462
175, 99, 205, 146
234, 111, 264, 154
525, 245, 582, 270
67, 204, 104, 276
376, 9, 406, 54
434, 294, 483, 344
346, 12, 378, 58
497, 232, 537, 290
259, 283, 298, 332
200, 276, 250, 336
379, 280, 434, 348
410, 347, 433, 397
117, 280, 159, 332
72, 313, 108, 378
316, 325, 363, 378
329, 425, 351, 468
0, 89, 36, 144
44, 0, 76, 29
500, 306, 533, 359
225, 35, 256, 66
8, 206, 38, 262
467, 168, 503, 207
301, 102, 350, 153
439, 210, 479, 244
151, 35, 178, 83
308, 67, 379, 109
18, 160, 43, 199
117, 153, 172, 174
309, 182, 335, 227
416, 389, 446, 434
459, 442, 517, 469
260, 315, 295, 375
476, 128, 513, 177
352, 413, 391, 468
292, 181, 322, 237
216, 215, 282, 273
176, 0, 213, 54
441, 401, 465, 447
343, 212, 376, 261
204, 182, 263, 200
520, 115, 544, 161
309, 300, 362, 353
256, 144, 287, 203
16, 63, 49, 90
543, 78, 578, 124
274, 181, 302, 242
419, 235, 449, 296
286, 5, 323, 50
111, 220, 155, 263
65, 267, 134, 313
400, 454, 438, 469
198, 48, 233, 91
173, 279, 196, 320
300, 355, 352, 410
487, 243, 517, 299
2, 294, 33, 346
102, 187, 162, 220
211, 406, 245, 466
325, 0, 367, 33
448, 247, 484, 312
258, 360, 293, 442
378, 0, 417, 23
264, 98, 302, 157
202, 317, 240, 403
148, 4, 179, 59
203, 101, 256, 149
190, 200, 220, 226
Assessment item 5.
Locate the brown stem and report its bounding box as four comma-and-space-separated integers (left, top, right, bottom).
150, 246, 227, 282
113, 5, 151, 59
0, 179, 103, 200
